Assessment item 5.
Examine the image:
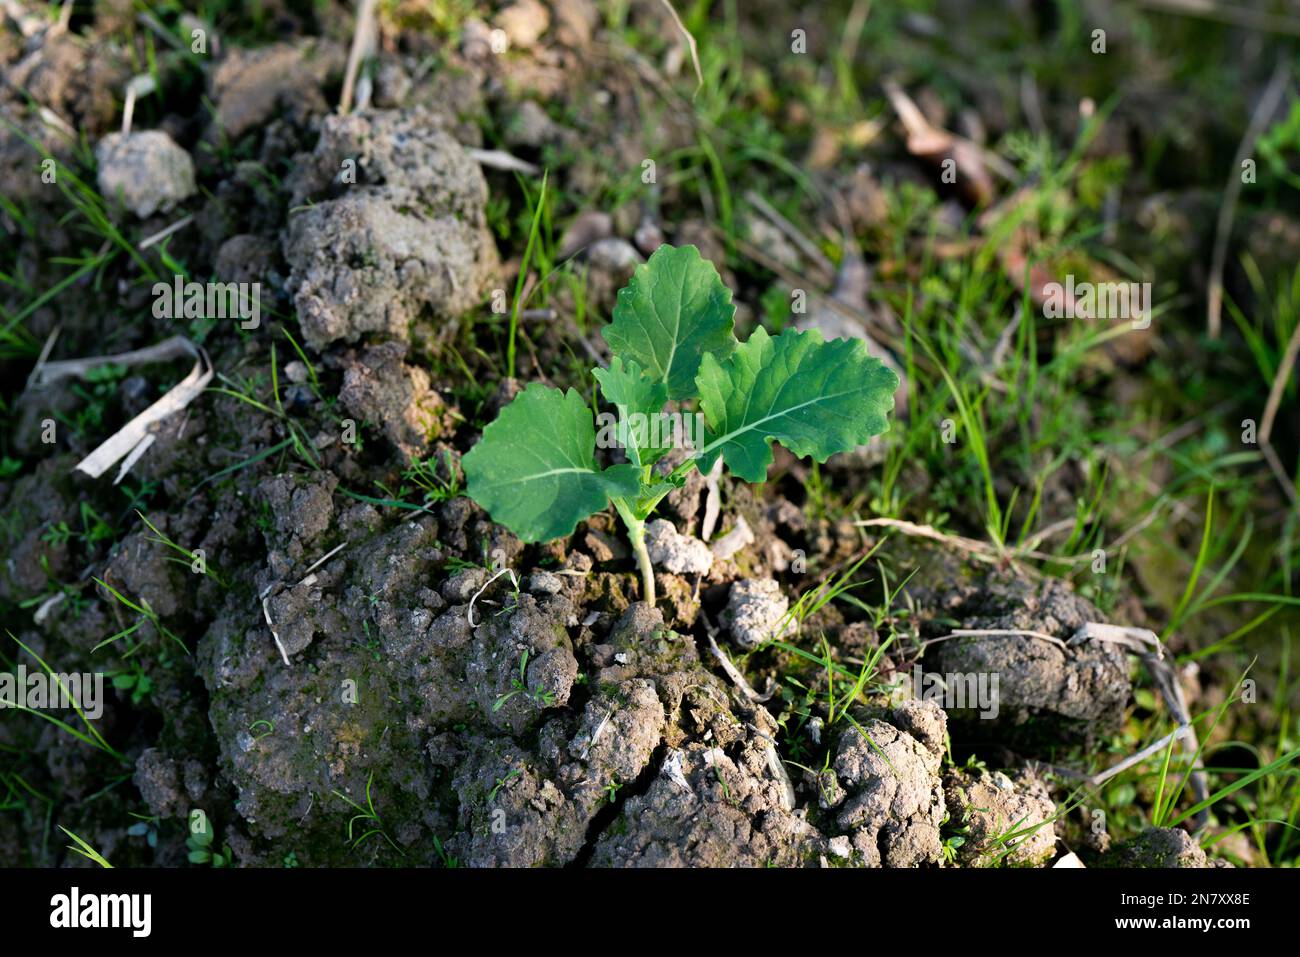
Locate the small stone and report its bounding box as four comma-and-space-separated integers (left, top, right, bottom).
587, 237, 643, 274
504, 99, 565, 150
634, 219, 665, 257
284, 383, 314, 413
582, 529, 620, 563
557, 210, 612, 260
441, 567, 487, 604
645, 519, 713, 575
460, 19, 493, 59
726, 578, 790, 648
527, 570, 563, 595
828, 835, 851, 858
374, 61, 411, 108
584, 238, 645, 311
338, 343, 449, 462
495, 0, 550, 48
552, 0, 598, 47
95, 130, 196, 218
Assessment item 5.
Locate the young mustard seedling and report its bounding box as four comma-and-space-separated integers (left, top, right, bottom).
464, 244, 899, 605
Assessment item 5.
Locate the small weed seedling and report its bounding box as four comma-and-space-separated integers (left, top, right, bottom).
40, 503, 113, 549
492, 650, 556, 711
126, 813, 160, 849
464, 244, 899, 604
137, 510, 227, 588
939, 810, 968, 865
110, 664, 154, 707
603, 775, 623, 805
186, 809, 232, 867
92, 578, 188, 656
330, 771, 404, 856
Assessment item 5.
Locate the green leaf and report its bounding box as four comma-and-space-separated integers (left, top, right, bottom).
602, 244, 736, 400
696, 327, 899, 483
592, 356, 669, 467
464, 383, 640, 542
58, 826, 113, 868
188, 814, 214, 847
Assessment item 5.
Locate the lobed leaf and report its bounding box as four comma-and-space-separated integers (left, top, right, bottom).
695, 327, 899, 483
602, 244, 736, 400
592, 356, 670, 467
463, 383, 639, 542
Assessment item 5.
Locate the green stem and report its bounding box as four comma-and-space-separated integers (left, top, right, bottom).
665, 452, 711, 489
613, 499, 655, 606
611, 453, 708, 607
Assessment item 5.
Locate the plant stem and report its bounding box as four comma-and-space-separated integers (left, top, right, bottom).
628, 517, 656, 607
611, 454, 707, 608
613, 500, 655, 606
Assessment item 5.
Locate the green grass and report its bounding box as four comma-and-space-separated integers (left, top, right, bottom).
91, 578, 188, 656
59, 825, 113, 868
508, 169, 549, 380
136, 509, 228, 589
3, 632, 127, 765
